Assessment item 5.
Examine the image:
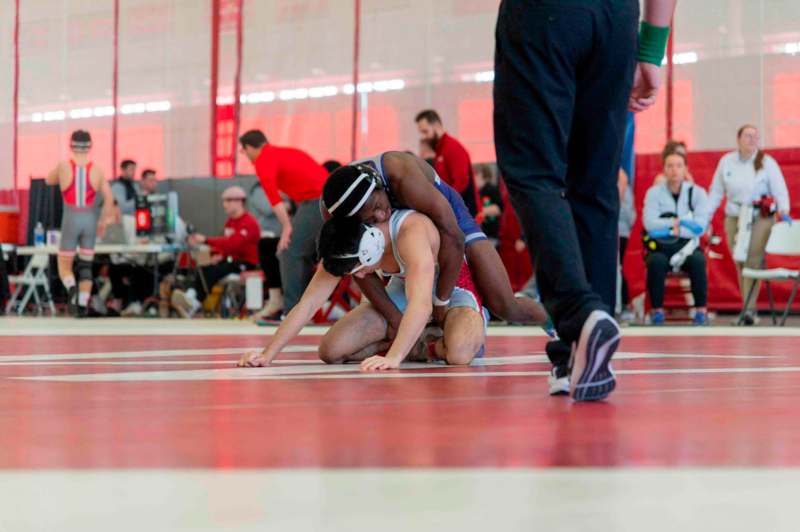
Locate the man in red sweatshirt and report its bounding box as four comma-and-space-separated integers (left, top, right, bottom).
415, 109, 481, 218
239, 129, 327, 315
171, 186, 260, 318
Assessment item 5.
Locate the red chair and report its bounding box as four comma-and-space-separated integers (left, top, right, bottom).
313, 275, 362, 323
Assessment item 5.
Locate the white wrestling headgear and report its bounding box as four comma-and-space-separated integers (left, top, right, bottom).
332, 225, 385, 274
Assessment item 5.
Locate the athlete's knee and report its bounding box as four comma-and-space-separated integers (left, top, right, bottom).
445, 339, 481, 365
318, 335, 345, 364
75, 254, 94, 282
443, 317, 484, 365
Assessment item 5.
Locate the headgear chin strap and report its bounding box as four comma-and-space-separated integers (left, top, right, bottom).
332, 225, 385, 274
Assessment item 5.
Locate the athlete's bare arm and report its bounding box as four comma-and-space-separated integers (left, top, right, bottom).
361, 215, 437, 371
238, 267, 341, 367
383, 153, 464, 322
46, 161, 68, 187
92, 167, 116, 222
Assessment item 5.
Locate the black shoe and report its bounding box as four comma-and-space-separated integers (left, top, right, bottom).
67, 286, 78, 316
742, 313, 755, 326
76, 305, 89, 318
570, 311, 620, 402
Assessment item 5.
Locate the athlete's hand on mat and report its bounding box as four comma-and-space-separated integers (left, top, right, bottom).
629, 62, 661, 113
278, 228, 292, 253
432, 304, 448, 326
238, 350, 270, 367
361, 355, 401, 371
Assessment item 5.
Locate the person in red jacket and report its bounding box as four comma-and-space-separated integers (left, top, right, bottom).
239, 129, 326, 314
171, 186, 260, 318
415, 109, 481, 218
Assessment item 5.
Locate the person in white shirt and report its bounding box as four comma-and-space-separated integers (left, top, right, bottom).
707, 124, 791, 325
643, 151, 710, 325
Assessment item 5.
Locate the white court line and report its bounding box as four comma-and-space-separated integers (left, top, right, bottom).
0, 348, 774, 365
0, 345, 318, 362
14, 365, 800, 383
0, 352, 775, 369
3, 317, 800, 336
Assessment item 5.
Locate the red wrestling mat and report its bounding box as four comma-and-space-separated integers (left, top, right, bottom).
2, 332, 799, 469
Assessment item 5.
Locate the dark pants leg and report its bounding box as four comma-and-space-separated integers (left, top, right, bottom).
493, 0, 638, 343
682, 251, 708, 307
0, 253, 9, 306
645, 252, 669, 308
108, 263, 134, 306
258, 237, 282, 290
619, 236, 629, 306
279, 199, 323, 312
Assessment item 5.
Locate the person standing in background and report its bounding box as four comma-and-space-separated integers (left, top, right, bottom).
415, 110, 481, 218
618, 169, 636, 322
474, 164, 503, 245
248, 182, 284, 321
239, 129, 326, 315
707, 124, 791, 325
139, 169, 158, 197
617, 112, 636, 322
418, 139, 436, 168
494, 0, 676, 400
46, 130, 115, 317
111, 159, 138, 216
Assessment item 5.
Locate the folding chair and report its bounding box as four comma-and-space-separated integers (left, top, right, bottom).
739, 221, 800, 326
313, 275, 362, 323
6, 252, 57, 316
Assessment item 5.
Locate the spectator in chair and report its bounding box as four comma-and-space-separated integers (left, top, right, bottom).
707, 124, 791, 326
171, 186, 260, 318
643, 151, 710, 326
653, 140, 694, 186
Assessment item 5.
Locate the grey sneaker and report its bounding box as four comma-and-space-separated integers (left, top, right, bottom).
570, 310, 620, 402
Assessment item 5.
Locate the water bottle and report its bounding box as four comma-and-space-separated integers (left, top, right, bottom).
34, 222, 45, 247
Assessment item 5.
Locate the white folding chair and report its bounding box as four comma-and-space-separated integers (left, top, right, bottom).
740, 221, 800, 326
6, 252, 56, 316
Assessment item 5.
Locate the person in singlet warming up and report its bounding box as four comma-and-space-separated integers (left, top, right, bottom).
46, 130, 114, 317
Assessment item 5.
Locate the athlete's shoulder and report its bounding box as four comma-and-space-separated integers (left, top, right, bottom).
399, 210, 435, 233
